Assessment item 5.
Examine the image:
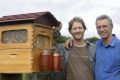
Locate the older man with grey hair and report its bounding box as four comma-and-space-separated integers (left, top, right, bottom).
95, 15, 120, 80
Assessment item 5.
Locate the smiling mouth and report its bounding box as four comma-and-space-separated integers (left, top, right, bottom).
101, 33, 105, 35
100, 32, 106, 35
75, 34, 82, 36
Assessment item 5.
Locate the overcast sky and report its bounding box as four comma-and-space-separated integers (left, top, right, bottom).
0, 0, 120, 38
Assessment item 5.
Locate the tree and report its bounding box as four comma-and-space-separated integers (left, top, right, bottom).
53, 35, 70, 46
86, 36, 99, 43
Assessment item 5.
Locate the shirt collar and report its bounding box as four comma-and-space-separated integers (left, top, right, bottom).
85, 40, 91, 45
100, 34, 118, 47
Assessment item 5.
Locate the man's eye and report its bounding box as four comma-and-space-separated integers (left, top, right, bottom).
72, 28, 77, 30
103, 25, 108, 28
97, 26, 101, 29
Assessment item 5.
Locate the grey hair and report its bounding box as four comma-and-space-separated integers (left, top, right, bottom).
96, 15, 113, 27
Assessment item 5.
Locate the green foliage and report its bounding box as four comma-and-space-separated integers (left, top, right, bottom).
53, 35, 70, 46
86, 36, 99, 43
53, 36, 99, 46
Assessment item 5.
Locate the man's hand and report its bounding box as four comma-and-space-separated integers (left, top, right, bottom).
64, 38, 73, 49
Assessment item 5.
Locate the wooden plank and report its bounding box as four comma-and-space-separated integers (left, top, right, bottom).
0, 49, 32, 59
0, 64, 32, 73
35, 26, 53, 38
0, 49, 33, 73
0, 24, 33, 31
34, 26, 53, 48
32, 48, 41, 72
0, 60, 31, 64
0, 49, 32, 53
0, 24, 33, 49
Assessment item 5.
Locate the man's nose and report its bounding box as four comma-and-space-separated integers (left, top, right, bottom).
100, 27, 104, 31
76, 28, 80, 32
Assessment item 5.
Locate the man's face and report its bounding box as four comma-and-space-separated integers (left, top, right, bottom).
96, 19, 112, 39
70, 22, 85, 40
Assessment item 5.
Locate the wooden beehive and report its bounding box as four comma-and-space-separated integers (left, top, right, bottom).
0, 12, 59, 73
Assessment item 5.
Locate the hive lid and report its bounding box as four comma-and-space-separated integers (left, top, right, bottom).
0, 11, 59, 27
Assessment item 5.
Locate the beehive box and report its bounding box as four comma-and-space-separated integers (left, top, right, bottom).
0, 12, 59, 73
